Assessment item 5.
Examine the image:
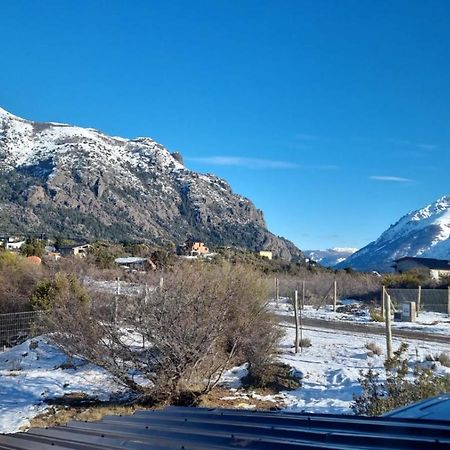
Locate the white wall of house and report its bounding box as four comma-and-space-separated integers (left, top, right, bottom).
5, 240, 25, 250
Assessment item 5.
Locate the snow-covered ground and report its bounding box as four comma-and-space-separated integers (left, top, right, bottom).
277, 321, 450, 414
0, 337, 123, 434
2, 302, 450, 434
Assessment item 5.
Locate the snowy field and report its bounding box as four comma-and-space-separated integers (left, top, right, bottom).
1, 304, 450, 433
277, 321, 450, 414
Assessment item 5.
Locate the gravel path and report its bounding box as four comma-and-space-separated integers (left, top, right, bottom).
278, 315, 450, 344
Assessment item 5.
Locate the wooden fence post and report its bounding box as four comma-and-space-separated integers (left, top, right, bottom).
294, 290, 300, 353
275, 277, 279, 308
385, 292, 393, 359
114, 277, 120, 323
333, 280, 337, 312
417, 285, 421, 318
302, 280, 305, 310
381, 286, 386, 319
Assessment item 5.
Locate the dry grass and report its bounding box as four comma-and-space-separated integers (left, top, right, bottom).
28, 401, 152, 430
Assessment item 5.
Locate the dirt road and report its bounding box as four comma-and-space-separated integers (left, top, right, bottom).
278, 315, 450, 344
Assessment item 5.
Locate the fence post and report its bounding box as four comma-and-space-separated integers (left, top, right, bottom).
333, 280, 337, 312
417, 285, 421, 317
385, 292, 393, 359
275, 277, 279, 308
114, 277, 120, 323
381, 286, 386, 319
302, 280, 305, 310
294, 290, 300, 353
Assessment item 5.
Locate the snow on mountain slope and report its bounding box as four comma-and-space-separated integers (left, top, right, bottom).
336, 196, 450, 272
304, 248, 358, 267
0, 107, 302, 259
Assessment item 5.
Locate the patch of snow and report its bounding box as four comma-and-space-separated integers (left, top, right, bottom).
0, 337, 123, 434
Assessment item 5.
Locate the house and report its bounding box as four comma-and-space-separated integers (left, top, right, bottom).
115, 256, 156, 271
259, 250, 273, 260
393, 256, 450, 280
59, 243, 91, 258
4, 237, 26, 251
179, 239, 210, 257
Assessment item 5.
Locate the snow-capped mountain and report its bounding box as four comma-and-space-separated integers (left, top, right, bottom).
0, 107, 301, 259
304, 248, 358, 267
336, 196, 450, 272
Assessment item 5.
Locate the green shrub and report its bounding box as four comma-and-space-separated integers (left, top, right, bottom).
20, 239, 45, 258
353, 343, 450, 416
31, 272, 90, 311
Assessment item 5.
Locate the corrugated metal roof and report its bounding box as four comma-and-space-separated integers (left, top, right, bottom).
386, 394, 450, 420
2, 406, 450, 449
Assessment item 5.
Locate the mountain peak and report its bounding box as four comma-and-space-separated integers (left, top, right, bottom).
0, 108, 302, 260
336, 196, 450, 271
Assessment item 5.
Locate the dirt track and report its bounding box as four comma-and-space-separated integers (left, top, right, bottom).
278, 315, 450, 345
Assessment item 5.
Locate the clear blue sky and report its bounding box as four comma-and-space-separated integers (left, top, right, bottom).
1, 0, 449, 250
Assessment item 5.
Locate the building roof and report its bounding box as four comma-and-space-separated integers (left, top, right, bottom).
394, 256, 450, 270
1, 405, 450, 449
115, 257, 148, 264
386, 394, 450, 420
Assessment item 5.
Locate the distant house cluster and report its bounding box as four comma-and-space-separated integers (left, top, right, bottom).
0, 235, 92, 262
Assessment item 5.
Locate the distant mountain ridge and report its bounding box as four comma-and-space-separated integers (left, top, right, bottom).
0, 107, 302, 260
304, 248, 358, 267
336, 196, 450, 272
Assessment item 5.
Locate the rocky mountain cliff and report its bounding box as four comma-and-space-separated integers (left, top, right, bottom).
336, 196, 450, 272
0, 107, 302, 260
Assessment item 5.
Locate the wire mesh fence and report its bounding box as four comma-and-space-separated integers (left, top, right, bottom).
387, 288, 450, 315
0, 310, 46, 349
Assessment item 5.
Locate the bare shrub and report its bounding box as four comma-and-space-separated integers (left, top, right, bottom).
369, 308, 384, 322
366, 342, 382, 357
300, 337, 312, 348
47, 263, 280, 404
425, 353, 450, 368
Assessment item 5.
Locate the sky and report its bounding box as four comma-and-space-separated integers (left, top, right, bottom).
1, 0, 449, 250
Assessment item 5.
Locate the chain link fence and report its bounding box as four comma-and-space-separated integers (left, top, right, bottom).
387, 288, 450, 315
0, 310, 46, 349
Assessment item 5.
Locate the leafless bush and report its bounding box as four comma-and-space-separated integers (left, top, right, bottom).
47, 262, 280, 404
369, 308, 384, 322
425, 353, 450, 368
